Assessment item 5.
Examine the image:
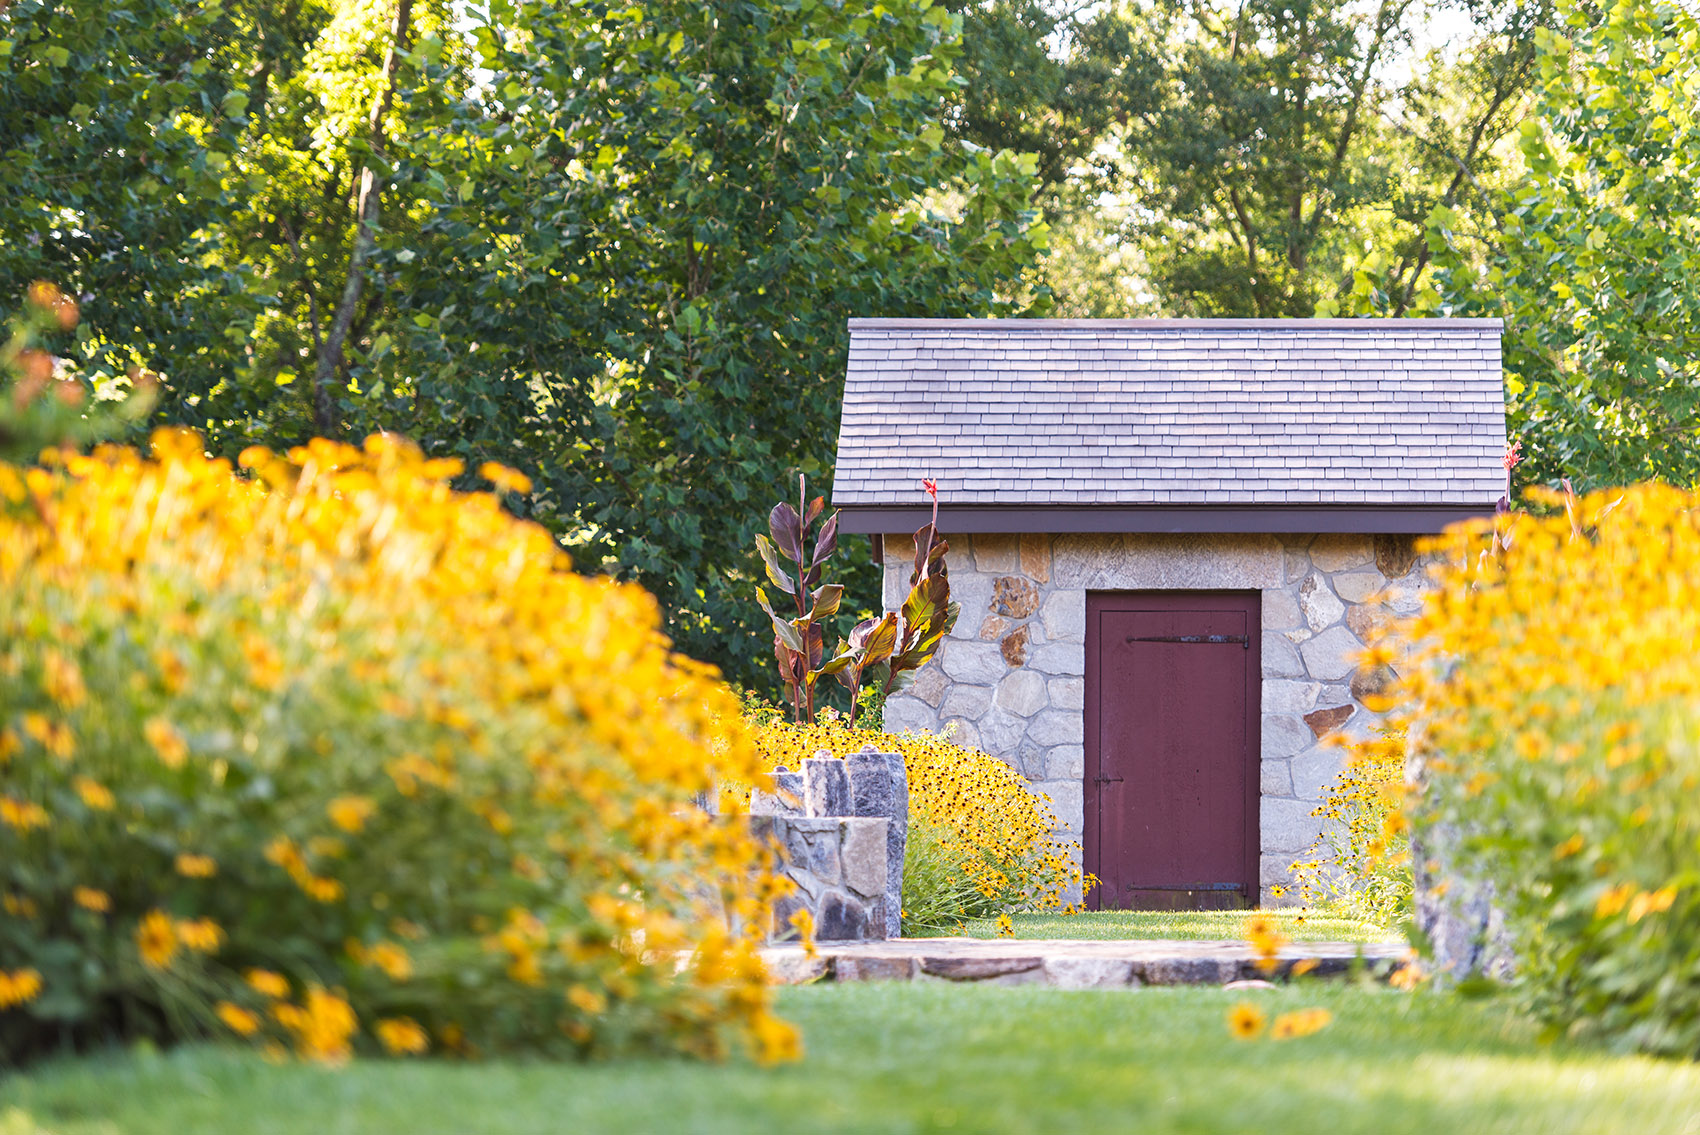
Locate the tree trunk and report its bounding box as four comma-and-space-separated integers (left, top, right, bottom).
312, 0, 413, 437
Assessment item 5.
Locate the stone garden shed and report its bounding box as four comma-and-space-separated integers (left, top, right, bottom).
831, 318, 1507, 907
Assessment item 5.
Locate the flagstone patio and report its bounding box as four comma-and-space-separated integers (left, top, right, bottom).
761, 936, 1408, 987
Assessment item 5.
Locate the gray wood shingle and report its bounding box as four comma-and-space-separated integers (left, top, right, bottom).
833, 318, 1507, 508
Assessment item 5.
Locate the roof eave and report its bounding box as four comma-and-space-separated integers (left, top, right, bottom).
833, 501, 1496, 536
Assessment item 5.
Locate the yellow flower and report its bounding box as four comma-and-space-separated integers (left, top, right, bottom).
176, 917, 224, 953
326, 796, 375, 834
1553, 834, 1585, 860
41, 649, 86, 708
302, 875, 344, 903
367, 941, 412, 981
994, 913, 1015, 938
375, 1016, 429, 1056
217, 1001, 262, 1036
0, 795, 49, 831
479, 461, 532, 495
283, 986, 358, 1064
0, 968, 44, 1009
242, 634, 283, 691
1596, 882, 1634, 919
1270, 1007, 1332, 1039
136, 909, 178, 969
751, 1013, 803, 1065
175, 853, 217, 878
1289, 958, 1320, 978
1628, 887, 1677, 924
143, 717, 188, 769
73, 776, 114, 811
153, 648, 188, 694
246, 968, 290, 998
567, 985, 607, 1015
73, 886, 110, 912
1227, 1001, 1267, 1039
22, 712, 73, 760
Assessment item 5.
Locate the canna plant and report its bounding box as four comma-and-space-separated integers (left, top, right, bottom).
754, 476, 959, 726
755, 476, 845, 723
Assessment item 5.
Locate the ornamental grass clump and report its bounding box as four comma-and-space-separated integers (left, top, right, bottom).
746, 719, 1088, 934
1397, 484, 1700, 1056
0, 431, 794, 1066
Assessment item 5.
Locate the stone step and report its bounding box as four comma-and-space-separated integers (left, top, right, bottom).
761, 937, 1409, 988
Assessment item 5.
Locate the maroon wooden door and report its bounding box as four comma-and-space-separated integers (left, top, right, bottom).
1085, 592, 1260, 910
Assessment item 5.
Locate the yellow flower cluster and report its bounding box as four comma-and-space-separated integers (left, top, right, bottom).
743, 718, 1089, 927
0, 968, 42, 1008
1226, 1001, 1332, 1041
0, 430, 788, 1065
1289, 727, 1412, 928
1387, 485, 1700, 1052
1243, 913, 1289, 974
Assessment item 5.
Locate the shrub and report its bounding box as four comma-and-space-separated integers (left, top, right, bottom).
1290, 727, 1413, 929
0, 432, 794, 1066
1398, 484, 1700, 1055
744, 719, 1088, 934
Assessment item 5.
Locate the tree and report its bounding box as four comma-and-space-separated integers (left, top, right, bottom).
371, 0, 1048, 689
1, 0, 1048, 692
1428, 0, 1700, 489
0, 0, 275, 401
934, 0, 1545, 318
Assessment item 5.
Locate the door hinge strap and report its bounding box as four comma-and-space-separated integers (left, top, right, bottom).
1126, 634, 1249, 649
1122, 883, 1245, 891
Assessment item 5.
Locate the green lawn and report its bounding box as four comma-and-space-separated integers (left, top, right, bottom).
7, 984, 1700, 1135
959, 908, 1401, 943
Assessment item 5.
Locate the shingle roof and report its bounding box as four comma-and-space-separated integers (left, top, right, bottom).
833, 318, 1507, 509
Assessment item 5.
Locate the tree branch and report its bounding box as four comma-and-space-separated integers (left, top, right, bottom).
313, 0, 413, 437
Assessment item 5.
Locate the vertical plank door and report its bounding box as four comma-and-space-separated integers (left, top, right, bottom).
1085, 592, 1261, 910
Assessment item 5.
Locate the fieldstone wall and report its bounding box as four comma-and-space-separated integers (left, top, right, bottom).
749, 751, 909, 940
880, 531, 1433, 903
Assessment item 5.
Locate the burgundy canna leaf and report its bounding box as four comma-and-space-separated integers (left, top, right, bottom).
769, 502, 803, 563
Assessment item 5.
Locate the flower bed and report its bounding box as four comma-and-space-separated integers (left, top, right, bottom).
744, 718, 1088, 934
0, 433, 792, 1065
1399, 485, 1700, 1054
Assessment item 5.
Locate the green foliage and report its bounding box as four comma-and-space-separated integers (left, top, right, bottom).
0, 0, 1047, 692
376, 0, 1047, 688
939, 0, 1136, 197
948, 0, 1543, 318
0, 285, 154, 464
0, 0, 276, 401
899, 817, 999, 936
1428, 0, 1700, 490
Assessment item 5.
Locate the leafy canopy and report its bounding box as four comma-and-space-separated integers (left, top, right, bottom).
0, 0, 1048, 689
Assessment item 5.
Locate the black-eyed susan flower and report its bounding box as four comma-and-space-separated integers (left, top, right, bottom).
1227, 1002, 1266, 1039
135, 909, 177, 969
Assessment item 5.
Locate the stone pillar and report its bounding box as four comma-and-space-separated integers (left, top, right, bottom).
756, 816, 889, 941
845, 747, 909, 938
803, 756, 851, 817
750, 767, 805, 817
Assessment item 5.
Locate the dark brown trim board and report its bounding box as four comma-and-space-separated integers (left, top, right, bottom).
835, 502, 1492, 536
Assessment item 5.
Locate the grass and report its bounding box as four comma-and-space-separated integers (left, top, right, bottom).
6, 984, 1700, 1135
958, 908, 1401, 943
